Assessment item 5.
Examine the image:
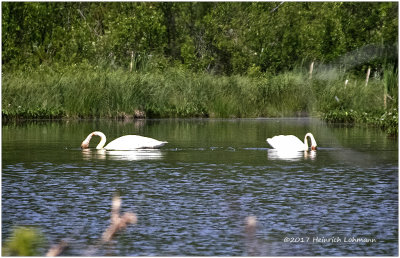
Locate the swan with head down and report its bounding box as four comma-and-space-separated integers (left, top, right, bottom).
266, 133, 317, 151
81, 131, 167, 150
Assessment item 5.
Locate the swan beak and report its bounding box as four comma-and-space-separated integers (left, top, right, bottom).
311, 146, 317, 150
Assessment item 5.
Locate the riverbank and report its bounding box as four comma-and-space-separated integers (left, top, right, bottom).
323, 108, 398, 136
2, 64, 398, 136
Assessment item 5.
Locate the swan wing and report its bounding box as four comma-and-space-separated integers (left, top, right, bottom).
104, 135, 167, 150
266, 135, 306, 151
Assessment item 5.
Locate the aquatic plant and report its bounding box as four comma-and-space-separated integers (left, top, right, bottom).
323, 108, 398, 136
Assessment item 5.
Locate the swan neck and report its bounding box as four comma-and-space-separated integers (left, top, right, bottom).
303, 135, 309, 149
93, 131, 107, 149
305, 133, 317, 149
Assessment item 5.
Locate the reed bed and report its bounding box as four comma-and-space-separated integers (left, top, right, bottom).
2, 63, 397, 134
0, 65, 320, 118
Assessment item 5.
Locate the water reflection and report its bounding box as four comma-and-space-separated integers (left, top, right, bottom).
267, 149, 316, 161
82, 149, 164, 161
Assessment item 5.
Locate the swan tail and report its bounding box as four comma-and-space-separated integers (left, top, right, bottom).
154, 141, 168, 148
266, 138, 276, 149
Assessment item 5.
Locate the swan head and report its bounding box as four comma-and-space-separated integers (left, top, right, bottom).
81, 140, 90, 149
81, 131, 107, 149
81, 133, 94, 149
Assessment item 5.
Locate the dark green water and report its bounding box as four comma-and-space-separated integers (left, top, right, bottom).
2, 118, 398, 256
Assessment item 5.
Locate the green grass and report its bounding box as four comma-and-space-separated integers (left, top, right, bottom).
2, 64, 315, 118
2, 63, 398, 135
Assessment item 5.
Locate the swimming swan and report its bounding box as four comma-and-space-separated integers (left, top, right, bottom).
266, 133, 317, 151
81, 131, 167, 150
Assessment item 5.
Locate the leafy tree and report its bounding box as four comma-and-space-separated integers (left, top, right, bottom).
2, 2, 398, 74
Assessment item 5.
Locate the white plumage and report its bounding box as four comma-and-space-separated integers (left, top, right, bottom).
81, 131, 167, 150
266, 133, 317, 151
104, 135, 167, 150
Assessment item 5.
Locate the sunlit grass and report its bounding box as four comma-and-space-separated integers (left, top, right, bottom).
2, 63, 397, 135
2, 65, 314, 118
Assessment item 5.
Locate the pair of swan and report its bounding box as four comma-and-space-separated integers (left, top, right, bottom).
81, 131, 317, 151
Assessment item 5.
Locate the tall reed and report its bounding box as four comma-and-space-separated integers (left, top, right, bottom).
2, 62, 397, 129
2, 65, 310, 119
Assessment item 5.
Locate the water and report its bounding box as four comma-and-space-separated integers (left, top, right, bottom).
2, 118, 398, 256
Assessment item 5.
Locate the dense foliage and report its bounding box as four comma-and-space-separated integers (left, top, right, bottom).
2, 2, 398, 74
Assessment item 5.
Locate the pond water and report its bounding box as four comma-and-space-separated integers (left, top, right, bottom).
2, 118, 398, 256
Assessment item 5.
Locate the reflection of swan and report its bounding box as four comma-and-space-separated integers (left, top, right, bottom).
82, 149, 164, 161
81, 131, 167, 150
267, 133, 317, 151
107, 150, 164, 161
267, 149, 316, 161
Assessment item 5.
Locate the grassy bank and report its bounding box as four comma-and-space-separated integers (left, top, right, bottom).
2, 64, 313, 118
2, 63, 398, 135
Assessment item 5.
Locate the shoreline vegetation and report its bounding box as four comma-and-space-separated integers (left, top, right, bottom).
1, 2, 398, 136
2, 63, 398, 136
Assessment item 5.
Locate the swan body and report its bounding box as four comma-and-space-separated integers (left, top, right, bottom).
266, 133, 317, 151
81, 131, 167, 150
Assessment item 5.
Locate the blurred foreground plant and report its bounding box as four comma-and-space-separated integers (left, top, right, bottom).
2, 226, 45, 256
47, 194, 137, 256
101, 194, 137, 243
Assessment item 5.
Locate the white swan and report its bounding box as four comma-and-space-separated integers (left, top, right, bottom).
266, 133, 317, 151
81, 131, 167, 150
